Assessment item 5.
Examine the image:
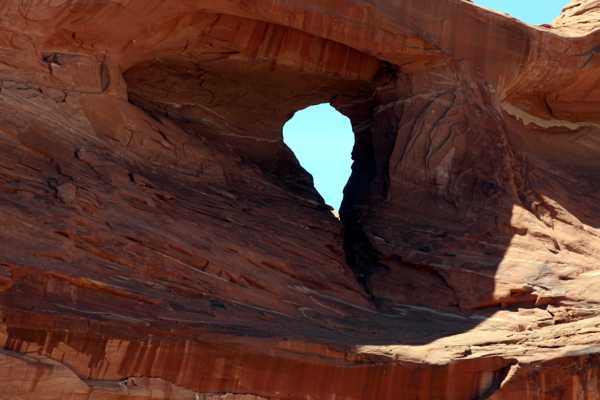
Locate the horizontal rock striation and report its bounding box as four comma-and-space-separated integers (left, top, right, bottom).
0, 0, 600, 398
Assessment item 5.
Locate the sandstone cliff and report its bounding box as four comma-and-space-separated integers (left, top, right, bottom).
0, 0, 599, 398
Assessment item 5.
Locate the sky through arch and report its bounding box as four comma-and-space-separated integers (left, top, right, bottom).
283, 1, 569, 210
283, 104, 353, 210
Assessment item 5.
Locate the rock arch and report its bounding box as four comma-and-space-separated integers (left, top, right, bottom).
0, 0, 600, 398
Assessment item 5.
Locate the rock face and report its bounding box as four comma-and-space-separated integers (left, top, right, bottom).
1, 0, 600, 398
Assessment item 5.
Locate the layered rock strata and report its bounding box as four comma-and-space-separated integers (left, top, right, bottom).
0, 0, 600, 398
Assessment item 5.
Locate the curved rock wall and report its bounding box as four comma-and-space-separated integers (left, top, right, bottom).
0, 0, 600, 398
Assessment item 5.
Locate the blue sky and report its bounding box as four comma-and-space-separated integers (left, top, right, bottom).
474, 0, 567, 25
283, 1, 569, 210
283, 104, 354, 210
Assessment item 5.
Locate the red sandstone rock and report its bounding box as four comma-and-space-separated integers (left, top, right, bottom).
0, 0, 599, 398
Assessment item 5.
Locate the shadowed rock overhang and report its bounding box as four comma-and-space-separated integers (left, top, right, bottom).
0, 0, 600, 398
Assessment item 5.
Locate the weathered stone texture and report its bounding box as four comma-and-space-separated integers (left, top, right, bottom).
0, 0, 600, 398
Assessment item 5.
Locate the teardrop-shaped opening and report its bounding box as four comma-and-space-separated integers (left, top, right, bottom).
283, 103, 354, 211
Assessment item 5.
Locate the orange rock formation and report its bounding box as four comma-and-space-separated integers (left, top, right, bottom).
0, 0, 600, 398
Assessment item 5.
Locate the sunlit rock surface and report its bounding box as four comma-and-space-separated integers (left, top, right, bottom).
0, 0, 600, 398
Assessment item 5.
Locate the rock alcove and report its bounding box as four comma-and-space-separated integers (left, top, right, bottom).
1, 0, 600, 398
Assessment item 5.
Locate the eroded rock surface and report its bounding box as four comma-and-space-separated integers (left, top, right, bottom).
0, 0, 600, 398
